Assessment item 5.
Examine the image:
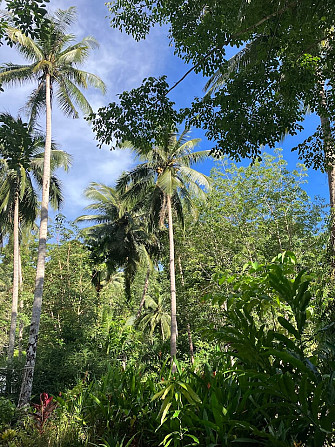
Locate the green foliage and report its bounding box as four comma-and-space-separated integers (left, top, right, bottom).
135, 288, 171, 341
104, 1, 335, 164
4, 252, 333, 446
0, 0, 50, 47
77, 183, 158, 300
0, 397, 15, 427
173, 152, 326, 363
90, 76, 179, 150
0, 113, 71, 231
32, 237, 100, 396
201, 252, 335, 446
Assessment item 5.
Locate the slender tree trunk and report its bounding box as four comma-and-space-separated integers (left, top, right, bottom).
187, 323, 194, 365
18, 251, 23, 360
167, 195, 177, 371
136, 268, 150, 319
319, 81, 335, 270
6, 192, 20, 394
178, 256, 185, 287
8, 192, 20, 362
18, 73, 52, 408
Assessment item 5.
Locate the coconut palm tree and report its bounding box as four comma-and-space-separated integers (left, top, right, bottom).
77, 183, 158, 301
0, 113, 70, 369
116, 128, 210, 368
0, 7, 105, 406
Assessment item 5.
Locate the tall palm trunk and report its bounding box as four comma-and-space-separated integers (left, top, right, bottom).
7, 190, 19, 392
319, 81, 335, 270
18, 73, 52, 408
18, 251, 23, 360
167, 194, 177, 370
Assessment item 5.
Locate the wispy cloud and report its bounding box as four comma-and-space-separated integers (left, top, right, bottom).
1, 0, 170, 222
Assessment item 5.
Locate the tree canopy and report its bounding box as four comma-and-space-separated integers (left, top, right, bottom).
89, 0, 335, 167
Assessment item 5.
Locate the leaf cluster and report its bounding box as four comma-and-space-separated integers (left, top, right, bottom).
89, 76, 179, 150
0, 0, 50, 46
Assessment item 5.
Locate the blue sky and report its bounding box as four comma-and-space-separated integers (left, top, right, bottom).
1, 0, 329, 222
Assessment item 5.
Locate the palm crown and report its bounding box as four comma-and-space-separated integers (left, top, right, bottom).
0, 7, 106, 120
77, 183, 159, 299
0, 113, 71, 230
117, 128, 211, 228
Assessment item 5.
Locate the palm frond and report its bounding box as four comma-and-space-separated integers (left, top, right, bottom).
6, 27, 43, 61
157, 169, 182, 195
50, 150, 72, 172
24, 82, 46, 123
177, 149, 210, 166
56, 77, 93, 117
204, 36, 264, 96
55, 78, 80, 118
49, 175, 64, 209
175, 137, 201, 156
57, 36, 100, 65
64, 68, 106, 94
53, 7, 77, 33
178, 166, 211, 191
0, 63, 38, 86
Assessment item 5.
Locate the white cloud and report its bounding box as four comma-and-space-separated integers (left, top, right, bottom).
1, 0, 171, 222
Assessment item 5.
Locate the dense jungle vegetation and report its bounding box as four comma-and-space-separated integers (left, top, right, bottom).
0, 1, 335, 446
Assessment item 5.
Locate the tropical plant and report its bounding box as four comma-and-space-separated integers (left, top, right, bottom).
0, 113, 70, 372
117, 128, 210, 366
136, 288, 171, 342
77, 182, 158, 301
0, 6, 106, 406
30, 392, 57, 434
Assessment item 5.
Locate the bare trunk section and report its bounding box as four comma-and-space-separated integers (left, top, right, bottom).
18, 252, 23, 360
178, 256, 185, 287
167, 195, 177, 371
6, 192, 19, 393
136, 268, 150, 319
319, 81, 335, 270
18, 74, 52, 408
187, 323, 194, 365
8, 193, 19, 361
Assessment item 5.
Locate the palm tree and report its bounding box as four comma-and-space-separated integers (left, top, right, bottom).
0, 7, 106, 406
0, 113, 70, 370
77, 183, 157, 301
137, 289, 171, 342
117, 128, 210, 368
